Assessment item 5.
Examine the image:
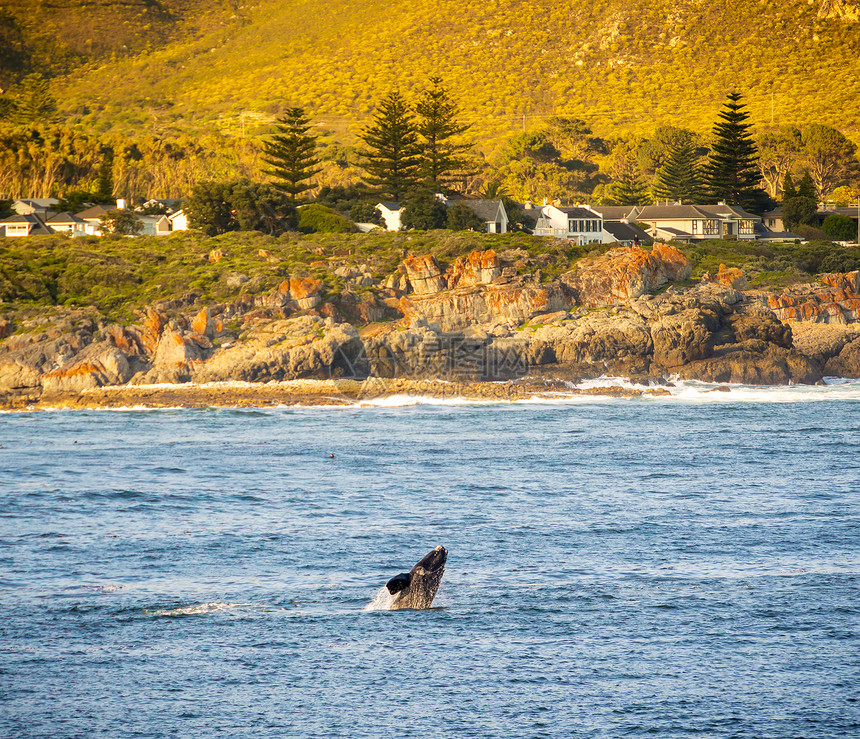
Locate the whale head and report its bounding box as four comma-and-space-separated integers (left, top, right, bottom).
384, 545, 447, 610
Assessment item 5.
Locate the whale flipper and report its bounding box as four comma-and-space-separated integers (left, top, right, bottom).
385, 572, 411, 594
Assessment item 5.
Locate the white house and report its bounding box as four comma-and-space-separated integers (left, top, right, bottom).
0, 213, 53, 237
376, 202, 402, 231
450, 198, 508, 233
168, 209, 188, 231
46, 212, 87, 236
632, 204, 760, 242
12, 198, 59, 216
137, 214, 171, 236
75, 204, 113, 236
534, 205, 604, 244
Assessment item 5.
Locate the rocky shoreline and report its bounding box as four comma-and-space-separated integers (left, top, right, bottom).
4, 243, 860, 411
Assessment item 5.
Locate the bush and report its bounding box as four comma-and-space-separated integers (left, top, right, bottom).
446, 203, 486, 231
297, 204, 357, 233
822, 215, 857, 242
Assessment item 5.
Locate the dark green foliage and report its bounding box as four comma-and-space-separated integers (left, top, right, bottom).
415, 77, 472, 191
55, 190, 96, 213
781, 172, 797, 200
95, 146, 114, 202
137, 201, 169, 215
185, 180, 296, 236
702, 92, 766, 211
6, 74, 57, 125
610, 164, 651, 205
782, 196, 818, 230
0, 198, 12, 219
99, 209, 143, 235
822, 215, 857, 242
316, 185, 373, 212
446, 203, 486, 232
297, 204, 357, 233
261, 107, 321, 203
348, 202, 384, 226
502, 197, 536, 232
802, 123, 860, 197
797, 171, 817, 199
358, 90, 422, 200
652, 138, 704, 203
400, 189, 447, 230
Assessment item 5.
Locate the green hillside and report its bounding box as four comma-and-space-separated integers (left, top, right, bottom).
22, 0, 855, 152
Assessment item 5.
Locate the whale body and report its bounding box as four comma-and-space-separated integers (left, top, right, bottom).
384, 546, 447, 610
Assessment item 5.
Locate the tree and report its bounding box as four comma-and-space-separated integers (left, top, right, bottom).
297, 204, 356, 233
94, 146, 115, 203
607, 138, 652, 205
652, 138, 704, 203
358, 90, 422, 200
99, 208, 143, 236
414, 77, 472, 191
399, 189, 447, 230
797, 171, 817, 200
262, 107, 321, 203
822, 215, 857, 242
756, 126, 802, 198
348, 202, 384, 226
446, 203, 486, 231
781, 172, 797, 200
184, 179, 296, 236
802, 124, 860, 198
7, 74, 57, 125
702, 92, 766, 209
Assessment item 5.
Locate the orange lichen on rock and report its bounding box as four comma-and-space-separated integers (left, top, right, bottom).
703, 264, 748, 290
403, 255, 447, 295
447, 250, 501, 289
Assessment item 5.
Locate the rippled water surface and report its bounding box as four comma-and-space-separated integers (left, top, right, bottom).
2, 386, 859, 737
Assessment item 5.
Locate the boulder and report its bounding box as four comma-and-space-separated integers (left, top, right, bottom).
561, 243, 692, 306
41, 347, 132, 395
446, 250, 501, 289
823, 337, 860, 378
702, 264, 748, 290
403, 255, 447, 294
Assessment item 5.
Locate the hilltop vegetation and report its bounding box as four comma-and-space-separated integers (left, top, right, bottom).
3, 0, 859, 151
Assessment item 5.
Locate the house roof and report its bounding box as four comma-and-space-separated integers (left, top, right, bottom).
550, 205, 601, 219
454, 199, 505, 222
46, 212, 85, 225
637, 204, 761, 221
1, 212, 54, 235
655, 226, 692, 237
603, 221, 649, 242
377, 202, 400, 212
76, 204, 112, 220
590, 205, 638, 221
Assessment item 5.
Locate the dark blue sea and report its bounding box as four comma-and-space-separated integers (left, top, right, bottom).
2, 381, 859, 738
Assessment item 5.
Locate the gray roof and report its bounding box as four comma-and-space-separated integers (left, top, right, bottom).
590, 205, 638, 221
452, 199, 504, 222
46, 212, 85, 225
603, 221, 649, 241
377, 202, 400, 211
1, 212, 53, 235
553, 206, 601, 219
637, 204, 761, 221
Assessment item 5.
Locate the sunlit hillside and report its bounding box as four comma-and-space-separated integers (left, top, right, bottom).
11, 0, 860, 151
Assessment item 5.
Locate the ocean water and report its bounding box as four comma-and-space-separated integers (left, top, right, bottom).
2, 381, 859, 738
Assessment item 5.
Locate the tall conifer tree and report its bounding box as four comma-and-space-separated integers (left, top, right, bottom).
358, 91, 422, 201
653, 139, 704, 203
414, 77, 472, 191
262, 107, 321, 203
702, 92, 764, 208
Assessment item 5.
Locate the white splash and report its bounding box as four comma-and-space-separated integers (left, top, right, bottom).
363, 587, 396, 611
145, 602, 249, 616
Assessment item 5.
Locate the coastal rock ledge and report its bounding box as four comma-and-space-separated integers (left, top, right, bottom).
2, 244, 859, 409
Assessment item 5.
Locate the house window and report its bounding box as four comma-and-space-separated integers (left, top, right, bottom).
691, 220, 700, 234
703, 220, 718, 235
6, 224, 28, 236
740, 219, 755, 234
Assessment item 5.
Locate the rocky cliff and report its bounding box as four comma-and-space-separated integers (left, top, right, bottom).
3, 243, 860, 408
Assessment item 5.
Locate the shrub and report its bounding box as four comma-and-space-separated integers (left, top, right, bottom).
297, 204, 357, 233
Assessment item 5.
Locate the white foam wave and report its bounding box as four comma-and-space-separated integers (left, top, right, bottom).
145, 602, 250, 616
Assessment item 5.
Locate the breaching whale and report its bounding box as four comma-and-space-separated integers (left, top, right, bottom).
384, 545, 447, 610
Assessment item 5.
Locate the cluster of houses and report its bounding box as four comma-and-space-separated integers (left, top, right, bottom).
3, 194, 857, 245
0, 199, 187, 238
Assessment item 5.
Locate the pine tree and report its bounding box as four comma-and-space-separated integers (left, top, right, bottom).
414, 77, 472, 191
358, 91, 422, 201
797, 171, 817, 200
702, 92, 764, 208
652, 138, 704, 203
781, 172, 797, 200
262, 107, 321, 203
